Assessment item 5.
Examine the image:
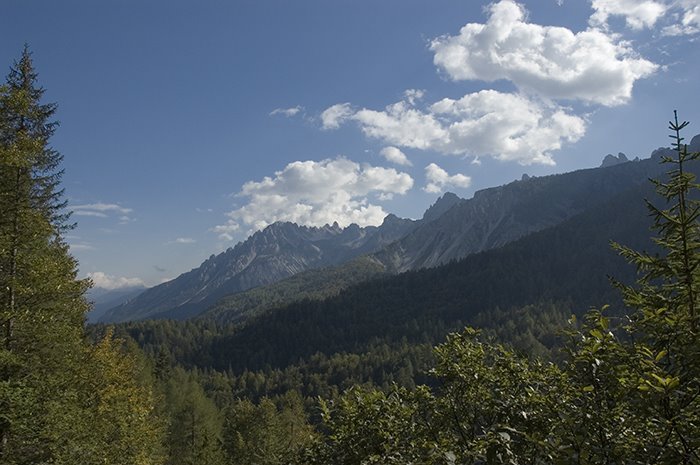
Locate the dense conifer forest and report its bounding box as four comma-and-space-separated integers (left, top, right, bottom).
2, 49, 699, 464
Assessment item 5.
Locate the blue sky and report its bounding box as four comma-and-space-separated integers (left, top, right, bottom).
2, 0, 699, 289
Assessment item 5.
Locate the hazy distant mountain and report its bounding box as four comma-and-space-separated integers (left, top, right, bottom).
191, 195, 463, 324
198, 255, 386, 324
86, 286, 147, 323
100, 215, 418, 323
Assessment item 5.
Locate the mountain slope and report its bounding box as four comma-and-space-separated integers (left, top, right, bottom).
176, 256, 386, 323
197, 150, 678, 326
85, 286, 147, 323
195, 194, 465, 322
373, 153, 670, 272
120, 179, 658, 374
101, 216, 417, 323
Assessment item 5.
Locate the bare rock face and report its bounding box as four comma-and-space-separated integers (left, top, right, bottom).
100, 217, 418, 322
600, 152, 629, 168
372, 146, 682, 273
690, 134, 700, 152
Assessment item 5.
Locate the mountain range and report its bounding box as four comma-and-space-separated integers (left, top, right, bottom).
98, 135, 700, 324
100, 214, 419, 322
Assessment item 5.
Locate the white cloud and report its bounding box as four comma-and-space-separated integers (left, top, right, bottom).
270, 106, 303, 117
69, 243, 95, 251
380, 146, 413, 166
320, 103, 354, 129
72, 203, 132, 215
73, 210, 108, 218
327, 90, 586, 165
430, 0, 657, 106
87, 271, 145, 290
403, 89, 425, 105
663, 0, 700, 35
423, 163, 472, 193
214, 157, 414, 238
166, 237, 196, 245
211, 222, 240, 241
353, 100, 448, 150
72, 202, 134, 223
590, 0, 668, 30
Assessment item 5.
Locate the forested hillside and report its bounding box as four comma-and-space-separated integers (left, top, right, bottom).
115, 179, 654, 377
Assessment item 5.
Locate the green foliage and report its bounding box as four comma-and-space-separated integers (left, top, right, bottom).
163, 368, 227, 465
576, 112, 700, 462
0, 49, 167, 465
309, 330, 569, 464
224, 391, 315, 465
77, 330, 166, 465
303, 115, 700, 464
307, 385, 438, 465
0, 45, 89, 465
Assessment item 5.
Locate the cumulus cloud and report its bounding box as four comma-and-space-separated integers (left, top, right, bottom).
663, 0, 700, 35
380, 146, 413, 166
270, 106, 303, 117
211, 223, 240, 242
403, 89, 425, 105
325, 90, 586, 165
430, 0, 657, 106
214, 157, 414, 238
321, 103, 354, 129
590, 0, 668, 30
423, 163, 472, 193
87, 271, 145, 290
353, 100, 448, 151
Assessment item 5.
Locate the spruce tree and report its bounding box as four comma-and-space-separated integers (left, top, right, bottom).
0, 46, 89, 464
610, 111, 700, 462
1, 47, 167, 465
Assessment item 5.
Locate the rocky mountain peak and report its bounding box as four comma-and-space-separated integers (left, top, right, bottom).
690, 134, 700, 152
100, 211, 419, 322
600, 152, 629, 168
422, 192, 463, 223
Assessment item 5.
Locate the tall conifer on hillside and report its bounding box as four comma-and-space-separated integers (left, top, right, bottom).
611, 111, 700, 461
0, 45, 89, 464
0, 47, 166, 465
